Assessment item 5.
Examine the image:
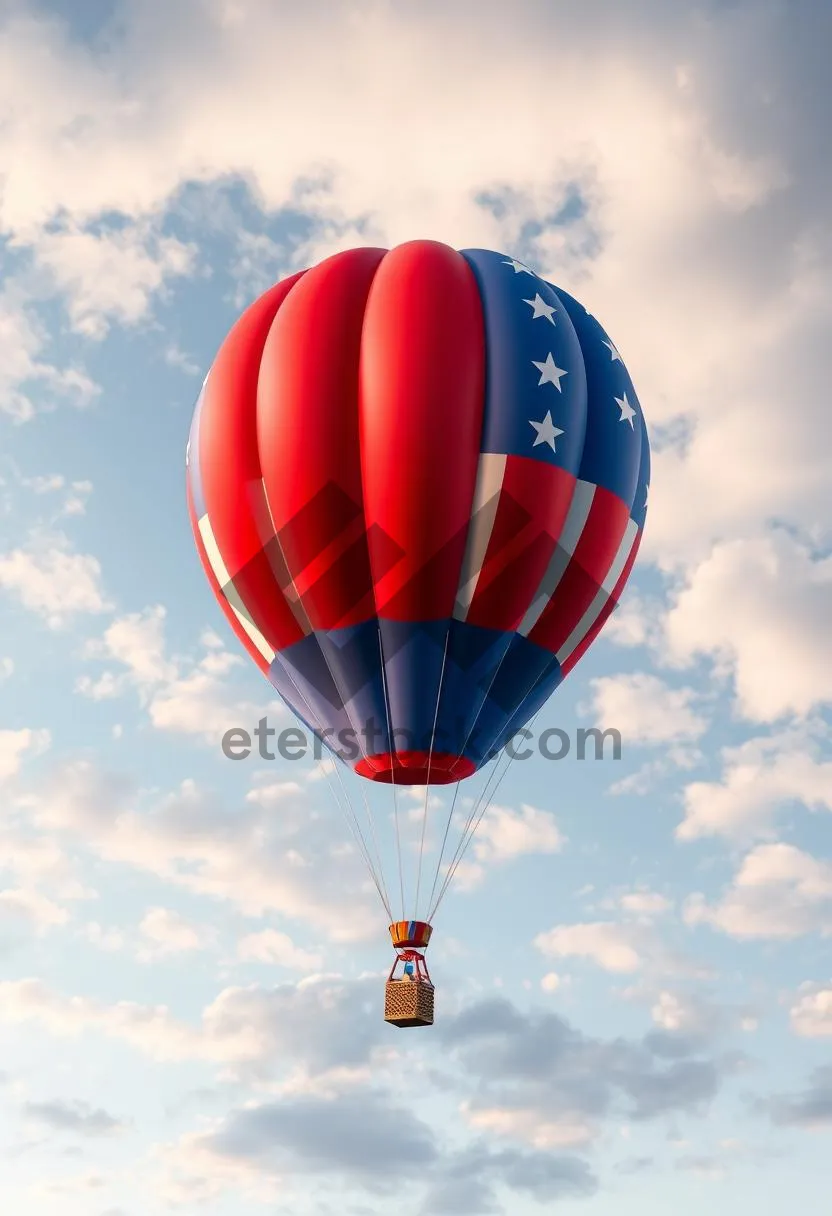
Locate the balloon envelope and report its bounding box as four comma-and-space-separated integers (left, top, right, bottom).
186, 241, 649, 785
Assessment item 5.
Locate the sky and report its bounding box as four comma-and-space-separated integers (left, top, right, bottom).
0, 0, 831, 1213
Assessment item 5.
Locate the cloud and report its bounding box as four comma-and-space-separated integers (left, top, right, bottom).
77, 605, 286, 744
0, 887, 68, 933
164, 1089, 597, 1212
0, 727, 50, 782
23, 1098, 126, 1136
649, 992, 717, 1037
147, 649, 274, 741
534, 922, 644, 973
586, 674, 709, 745
789, 983, 832, 1038
152, 987, 737, 1207
19, 472, 93, 516
0, 976, 197, 1063
17, 762, 380, 939
81, 605, 176, 691
25, 220, 195, 339
0, 820, 90, 903
0, 290, 99, 421
673, 1139, 754, 1180
0, 973, 387, 1077
684, 844, 832, 940
164, 343, 200, 375
766, 1066, 832, 1129
137, 906, 214, 962
584, 675, 707, 797
534, 906, 703, 982
236, 929, 323, 972
82, 922, 125, 954
421, 1144, 596, 1214
436, 996, 734, 1150
619, 892, 673, 917
187, 1090, 437, 1180
664, 532, 832, 722
0, 534, 111, 626
676, 722, 832, 841
619, 980, 758, 1044
21, 474, 64, 494
453, 802, 564, 890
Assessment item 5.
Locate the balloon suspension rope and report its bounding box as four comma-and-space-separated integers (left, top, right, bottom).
424, 626, 533, 920
413, 628, 451, 923
377, 626, 406, 922
429, 701, 547, 922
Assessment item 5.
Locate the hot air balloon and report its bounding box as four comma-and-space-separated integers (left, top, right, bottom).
186, 240, 650, 1028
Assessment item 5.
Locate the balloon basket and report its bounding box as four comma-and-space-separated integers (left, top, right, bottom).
385, 931, 435, 1027
384, 978, 435, 1028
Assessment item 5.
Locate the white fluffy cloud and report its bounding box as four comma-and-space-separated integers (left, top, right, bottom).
534, 922, 644, 973
81, 604, 176, 690
449, 802, 564, 893
474, 802, 563, 861
137, 906, 214, 961
534, 901, 700, 979
665, 532, 832, 721
650, 991, 702, 1034
16, 762, 379, 941
0, 727, 50, 781
28, 221, 195, 339
685, 844, 832, 940
237, 929, 323, 972
0, 887, 68, 932
77, 605, 287, 743
0, 535, 111, 626
790, 983, 832, 1038
0, 291, 99, 420
619, 891, 673, 918
677, 723, 832, 841
0, 973, 385, 1078
586, 674, 708, 744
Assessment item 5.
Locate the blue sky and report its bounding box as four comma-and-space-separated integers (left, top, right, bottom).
0, 1, 831, 1213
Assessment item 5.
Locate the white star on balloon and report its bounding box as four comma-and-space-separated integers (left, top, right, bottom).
615, 392, 637, 429
529, 411, 564, 452
502, 258, 535, 275
602, 339, 622, 362
532, 352, 568, 390
523, 293, 556, 325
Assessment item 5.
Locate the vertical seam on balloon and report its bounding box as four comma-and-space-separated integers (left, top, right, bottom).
416, 249, 492, 916
416, 247, 490, 884
255, 258, 383, 768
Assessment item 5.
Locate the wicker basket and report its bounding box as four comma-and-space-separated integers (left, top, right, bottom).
384, 979, 435, 1027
